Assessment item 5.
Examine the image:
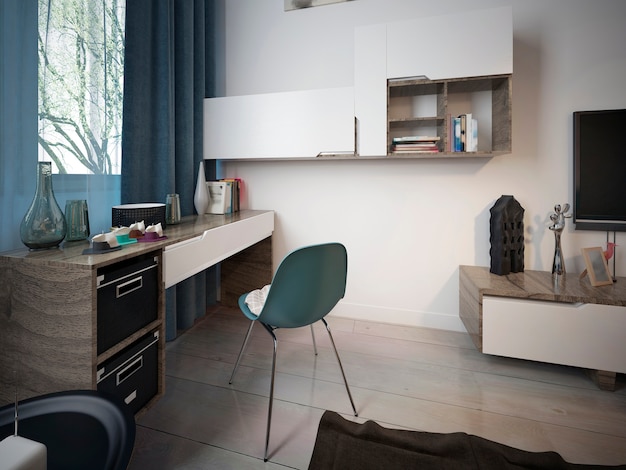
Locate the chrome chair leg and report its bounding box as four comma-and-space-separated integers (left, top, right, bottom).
229, 321, 255, 384
322, 318, 358, 417
261, 323, 278, 462
310, 324, 318, 355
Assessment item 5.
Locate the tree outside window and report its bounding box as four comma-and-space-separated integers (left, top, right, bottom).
38, 0, 125, 175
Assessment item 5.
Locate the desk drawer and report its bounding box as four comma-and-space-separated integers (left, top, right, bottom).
97, 253, 159, 354
163, 211, 274, 288
97, 330, 159, 415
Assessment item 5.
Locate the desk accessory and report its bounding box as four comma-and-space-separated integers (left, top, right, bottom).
194, 161, 209, 214
166, 193, 181, 224
65, 199, 90, 241
20, 162, 67, 249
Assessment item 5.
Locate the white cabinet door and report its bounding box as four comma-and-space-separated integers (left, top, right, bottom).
482, 296, 626, 373
387, 7, 513, 80
204, 87, 355, 159
354, 23, 387, 157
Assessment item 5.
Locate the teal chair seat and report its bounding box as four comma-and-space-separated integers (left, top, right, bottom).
229, 242, 358, 461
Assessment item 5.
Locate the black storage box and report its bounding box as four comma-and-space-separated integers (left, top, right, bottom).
97, 330, 159, 415
112, 203, 166, 228
97, 252, 159, 354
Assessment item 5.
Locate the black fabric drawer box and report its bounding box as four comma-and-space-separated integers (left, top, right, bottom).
97, 330, 159, 415
97, 253, 159, 354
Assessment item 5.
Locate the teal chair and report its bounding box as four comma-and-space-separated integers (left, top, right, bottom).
229, 242, 358, 461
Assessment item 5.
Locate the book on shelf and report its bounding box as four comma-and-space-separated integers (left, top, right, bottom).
453, 117, 462, 152
392, 135, 441, 143
470, 117, 478, 152
220, 178, 241, 213
391, 135, 440, 154
452, 114, 478, 152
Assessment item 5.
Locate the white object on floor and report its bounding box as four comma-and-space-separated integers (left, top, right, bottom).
0, 435, 47, 470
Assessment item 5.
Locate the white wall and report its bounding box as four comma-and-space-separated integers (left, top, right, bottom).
216, 0, 626, 331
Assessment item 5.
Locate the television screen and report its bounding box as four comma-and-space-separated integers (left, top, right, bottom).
573, 109, 626, 232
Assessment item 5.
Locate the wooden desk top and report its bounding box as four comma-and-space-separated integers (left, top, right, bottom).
460, 265, 626, 307
0, 210, 273, 270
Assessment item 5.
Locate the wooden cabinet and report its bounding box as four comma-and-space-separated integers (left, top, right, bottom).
387, 74, 512, 157
0, 248, 165, 414
0, 210, 274, 413
459, 266, 626, 391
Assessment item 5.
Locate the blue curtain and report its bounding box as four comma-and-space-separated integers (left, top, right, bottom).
1, 0, 121, 253
122, 0, 217, 340
0, 0, 38, 253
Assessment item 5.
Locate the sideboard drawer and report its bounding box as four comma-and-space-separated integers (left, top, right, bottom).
482, 296, 626, 373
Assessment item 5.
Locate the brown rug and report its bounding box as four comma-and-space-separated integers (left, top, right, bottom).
308, 411, 626, 470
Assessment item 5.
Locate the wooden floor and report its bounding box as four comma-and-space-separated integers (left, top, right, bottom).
127, 305, 626, 469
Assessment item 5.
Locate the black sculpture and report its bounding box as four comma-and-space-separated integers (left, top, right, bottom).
489, 195, 525, 275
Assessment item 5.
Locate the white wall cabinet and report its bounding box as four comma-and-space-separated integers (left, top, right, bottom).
204, 87, 355, 159
354, 23, 387, 157
355, 6, 512, 157
205, 7, 512, 160
386, 7, 513, 81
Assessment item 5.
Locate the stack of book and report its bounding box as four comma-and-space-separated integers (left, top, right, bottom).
451, 113, 478, 152
206, 178, 241, 214
390, 136, 440, 154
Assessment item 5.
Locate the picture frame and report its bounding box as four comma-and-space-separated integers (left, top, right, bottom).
581, 247, 613, 286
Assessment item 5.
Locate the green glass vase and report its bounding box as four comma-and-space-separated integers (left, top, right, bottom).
19, 162, 67, 249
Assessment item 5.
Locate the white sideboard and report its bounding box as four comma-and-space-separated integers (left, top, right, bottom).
459, 265, 626, 391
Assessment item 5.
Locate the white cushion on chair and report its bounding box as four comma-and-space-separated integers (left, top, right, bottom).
245, 284, 271, 315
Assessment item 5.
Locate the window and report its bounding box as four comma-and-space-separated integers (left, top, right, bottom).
38, 0, 125, 175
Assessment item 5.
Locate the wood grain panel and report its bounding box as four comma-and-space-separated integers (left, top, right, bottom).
220, 237, 272, 308
0, 257, 94, 405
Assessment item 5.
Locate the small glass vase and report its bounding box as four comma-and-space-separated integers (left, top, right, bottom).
19, 162, 67, 249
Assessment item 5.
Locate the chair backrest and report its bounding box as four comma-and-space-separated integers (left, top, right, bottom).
257, 242, 347, 329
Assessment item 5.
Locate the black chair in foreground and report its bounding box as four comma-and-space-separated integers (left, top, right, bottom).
229, 242, 358, 462
0, 390, 135, 470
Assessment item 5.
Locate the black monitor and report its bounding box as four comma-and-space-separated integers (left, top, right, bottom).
573, 108, 626, 232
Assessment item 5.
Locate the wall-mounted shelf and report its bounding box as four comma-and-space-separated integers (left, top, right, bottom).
216, 152, 497, 162
387, 74, 512, 158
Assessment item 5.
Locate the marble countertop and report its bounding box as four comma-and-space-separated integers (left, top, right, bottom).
460, 265, 626, 306
0, 210, 272, 270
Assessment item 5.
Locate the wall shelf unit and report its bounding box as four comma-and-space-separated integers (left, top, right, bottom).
387, 74, 512, 158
